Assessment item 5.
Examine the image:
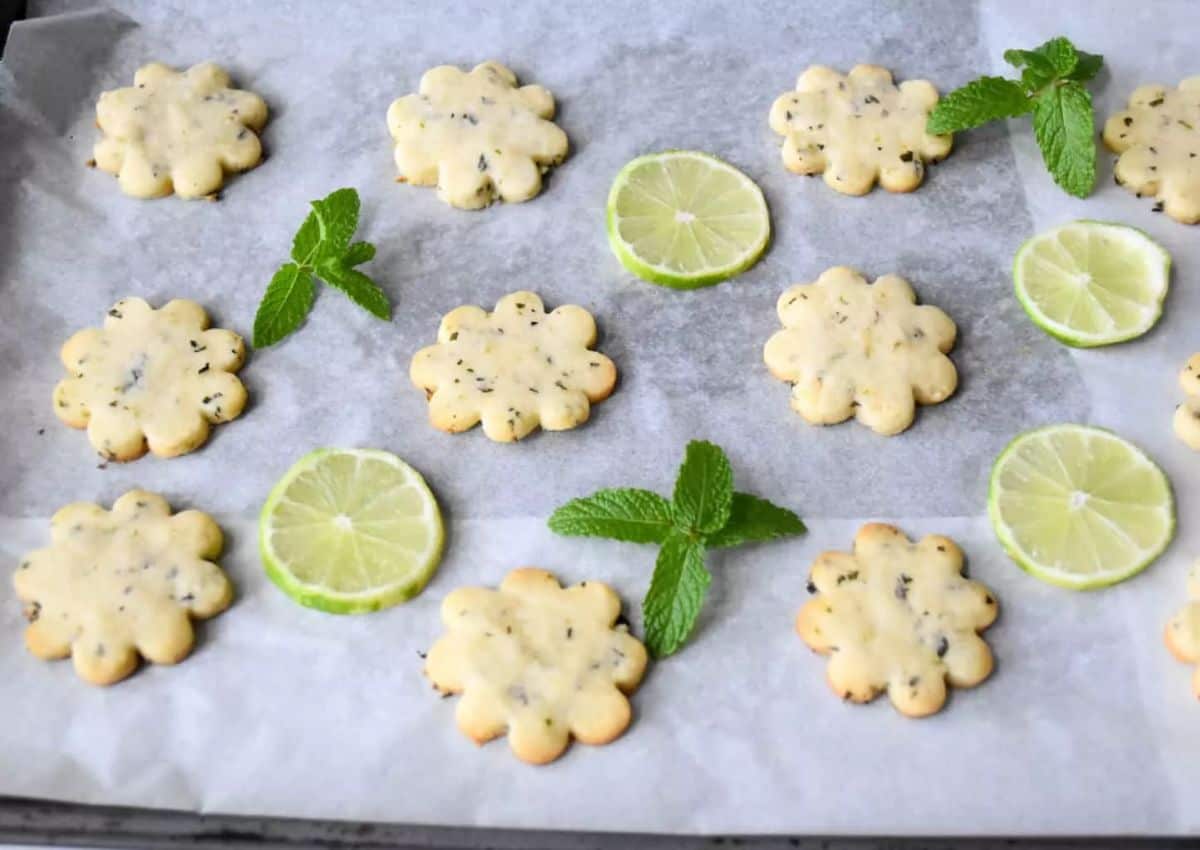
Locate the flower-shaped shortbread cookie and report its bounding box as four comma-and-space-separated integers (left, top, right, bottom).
796, 524, 998, 717
94, 62, 268, 199
409, 291, 616, 442
763, 266, 957, 435
13, 490, 233, 685
1165, 560, 1200, 699
1173, 353, 1200, 450
425, 568, 648, 764
54, 297, 247, 461
387, 61, 569, 209
1104, 78, 1200, 223
769, 65, 952, 195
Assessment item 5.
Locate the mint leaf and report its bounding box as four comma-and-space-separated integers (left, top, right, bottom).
311, 187, 360, 263
1004, 48, 1057, 92
343, 241, 376, 267
1029, 37, 1079, 77
253, 263, 315, 348
927, 77, 1031, 133
938, 37, 1101, 198
1033, 81, 1095, 198
1065, 50, 1103, 83
642, 532, 710, 658
704, 493, 806, 549
317, 262, 390, 320
546, 439, 804, 659
548, 488, 675, 543
291, 210, 320, 264
253, 188, 386, 347
671, 440, 733, 534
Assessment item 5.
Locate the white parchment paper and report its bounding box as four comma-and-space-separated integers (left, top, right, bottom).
0, 0, 1197, 835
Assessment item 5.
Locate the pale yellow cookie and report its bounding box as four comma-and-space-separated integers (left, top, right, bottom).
1173, 353, 1200, 450
768, 64, 952, 195
796, 523, 998, 717
409, 291, 616, 442
13, 490, 233, 685
1165, 560, 1200, 699
425, 567, 647, 764
94, 62, 268, 199
1104, 78, 1200, 224
54, 297, 247, 461
387, 61, 569, 209
763, 266, 957, 436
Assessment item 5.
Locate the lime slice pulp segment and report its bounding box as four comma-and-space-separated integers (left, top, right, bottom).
260, 448, 444, 613
606, 150, 770, 289
988, 424, 1174, 589
1013, 220, 1170, 347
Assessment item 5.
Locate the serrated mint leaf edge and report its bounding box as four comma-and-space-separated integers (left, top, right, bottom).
1033, 81, 1096, 198
927, 76, 1032, 133
641, 531, 710, 658
1065, 50, 1103, 82
253, 263, 315, 348
317, 261, 390, 320
291, 210, 321, 265
311, 188, 361, 264
547, 488, 675, 544
704, 492, 806, 549
343, 241, 376, 267
671, 440, 734, 535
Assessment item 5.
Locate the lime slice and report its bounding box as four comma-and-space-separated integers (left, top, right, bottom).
1013, 220, 1170, 347
606, 150, 770, 289
260, 448, 444, 613
988, 424, 1174, 590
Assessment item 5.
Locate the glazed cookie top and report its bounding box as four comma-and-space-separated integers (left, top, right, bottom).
13, 489, 233, 686
409, 290, 616, 442
796, 523, 998, 717
425, 567, 648, 764
1104, 77, 1200, 223
769, 64, 952, 195
94, 62, 268, 199
54, 297, 247, 461
763, 266, 958, 435
387, 61, 569, 209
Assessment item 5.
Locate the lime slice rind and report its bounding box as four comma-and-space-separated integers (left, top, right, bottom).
987, 424, 1175, 590
606, 150, 770, 289
1013, 220, 1170, 348
260, 448, 445, 614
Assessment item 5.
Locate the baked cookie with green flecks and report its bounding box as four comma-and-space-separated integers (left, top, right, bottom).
796, 523, 998, 717
13, 490, 233, 685
93, 61, 268, 199
53, 297, 247, 461
769, 64, 952, 195
763, 266, 958, 436
387, 61, 569, 209
424, 567, 647, 764
1165, 559, 1200, 699
1104, 77, 1200, 224
1173, 353, 1200, 449
409, 291, 616, 442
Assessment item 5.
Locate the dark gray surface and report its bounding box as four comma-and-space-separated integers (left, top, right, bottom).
0, 799, 1192, 849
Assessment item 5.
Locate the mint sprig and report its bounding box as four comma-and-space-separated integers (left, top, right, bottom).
548, 440, 805, 658
253, 188, 390, 348
927, 36, 1103, 198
